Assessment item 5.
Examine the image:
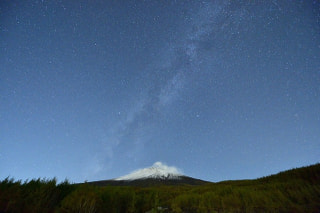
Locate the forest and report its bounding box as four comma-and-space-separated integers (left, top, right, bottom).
1, 163, 319, 213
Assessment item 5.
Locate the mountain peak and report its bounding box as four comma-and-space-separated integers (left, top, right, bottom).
88, 162, 210, 186
115, 162, 183, 181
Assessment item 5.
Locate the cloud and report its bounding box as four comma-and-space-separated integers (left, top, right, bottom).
152, 161, 183, 174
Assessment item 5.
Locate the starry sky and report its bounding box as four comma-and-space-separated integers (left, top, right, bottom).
1, 1, 320, 183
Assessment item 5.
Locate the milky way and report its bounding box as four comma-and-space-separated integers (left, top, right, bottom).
1, 1, 319, 182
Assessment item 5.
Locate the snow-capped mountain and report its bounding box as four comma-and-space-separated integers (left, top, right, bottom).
87, 162, 211, 186
115, 162, 183, 180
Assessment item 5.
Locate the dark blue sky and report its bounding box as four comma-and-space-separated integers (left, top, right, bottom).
1, 0, 319, 183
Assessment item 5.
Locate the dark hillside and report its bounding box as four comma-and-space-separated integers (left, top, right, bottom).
259, 163, 320, 184
0, 163, 319, 212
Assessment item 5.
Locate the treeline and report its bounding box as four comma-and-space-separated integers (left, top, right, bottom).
0, 178, 74, 213
1, 163, 319, 213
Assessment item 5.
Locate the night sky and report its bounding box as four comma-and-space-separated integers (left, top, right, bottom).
1, 1, 320, 183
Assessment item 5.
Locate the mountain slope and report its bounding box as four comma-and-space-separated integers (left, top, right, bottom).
88, 162, 211, 186
89, 175, 210, 186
